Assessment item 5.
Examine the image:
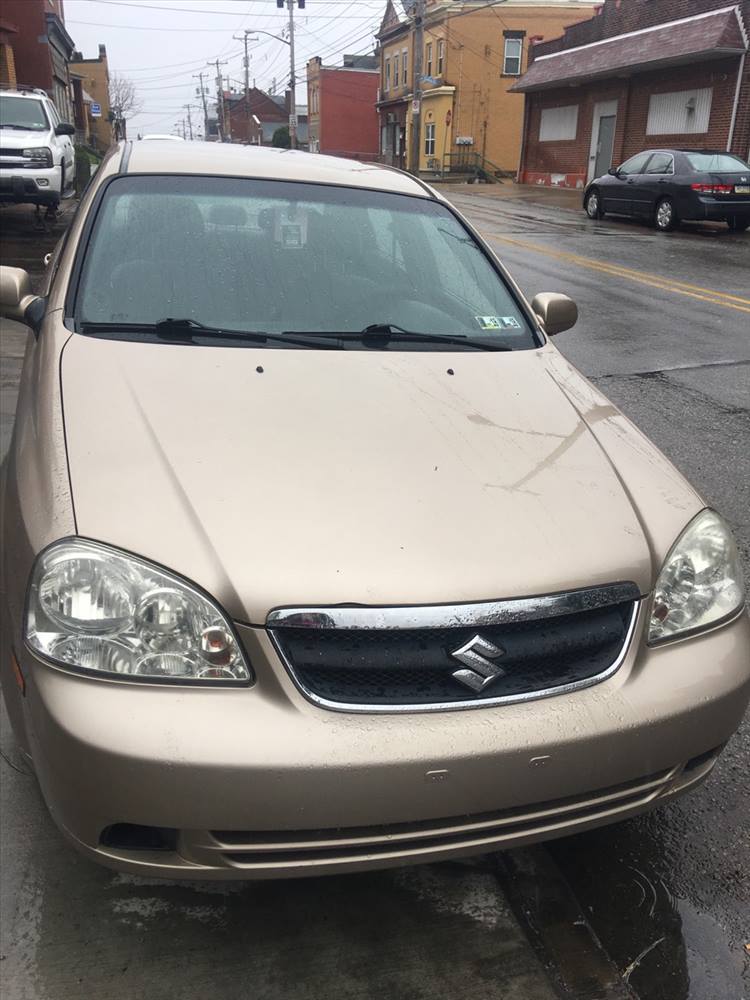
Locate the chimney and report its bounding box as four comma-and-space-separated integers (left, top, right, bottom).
99, 44, 107, 60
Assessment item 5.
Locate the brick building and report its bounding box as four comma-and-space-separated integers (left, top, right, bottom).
307, 53, 380, 159
224, 87, 308, 146
2, 0, 75, 122
376, 0, 600, 175
513, 0, 750, 188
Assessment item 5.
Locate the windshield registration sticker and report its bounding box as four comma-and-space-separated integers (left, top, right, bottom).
476, 315, 522, 330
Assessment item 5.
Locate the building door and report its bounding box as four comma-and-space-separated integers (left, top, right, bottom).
587, 100, 618, 183
594, 115, 616, 178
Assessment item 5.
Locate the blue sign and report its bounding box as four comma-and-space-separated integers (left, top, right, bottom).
90, 103, 102, 118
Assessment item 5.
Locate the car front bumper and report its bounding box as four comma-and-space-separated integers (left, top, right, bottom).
10, 604, 750, 879
0, 165, 62, 204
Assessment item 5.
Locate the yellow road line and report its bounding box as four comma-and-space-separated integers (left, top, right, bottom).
485, 233, 750, 315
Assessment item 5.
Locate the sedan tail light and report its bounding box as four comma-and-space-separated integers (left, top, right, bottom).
691, 183, 734, 195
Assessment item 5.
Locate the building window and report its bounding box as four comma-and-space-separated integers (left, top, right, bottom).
646, 88, 712, 135
402, 48, 408, 87
437, 40, 445, 76
426, 42, 433, 77
394, 53, 400, 88
539, 104, 578, 142
425, 121, 435, 156
503, 37, 523, 75
384, 58, 391, 92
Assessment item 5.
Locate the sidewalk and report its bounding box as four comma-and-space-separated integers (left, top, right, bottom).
432, 180, 584, 213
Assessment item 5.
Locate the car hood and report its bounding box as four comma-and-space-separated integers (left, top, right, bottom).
0, 128, 51, 148
62, 336, 662, 622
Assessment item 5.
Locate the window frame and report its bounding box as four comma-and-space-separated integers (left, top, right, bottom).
617, 152, 653, 176
384, 58, 391, 93
437, 39, 445, 76
402, 48, 408, 87
426, 42, 433, 77
424, 121, 436, 157
644, 152, 674, 176
503, 37, 523, 76
538, 104, 578, 142
394, 52, 400, 88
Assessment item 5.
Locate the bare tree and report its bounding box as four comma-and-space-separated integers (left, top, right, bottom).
108, 73, 142, 136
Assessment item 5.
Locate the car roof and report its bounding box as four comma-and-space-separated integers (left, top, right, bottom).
1, 89, 48, 100
122, 140, 433, 198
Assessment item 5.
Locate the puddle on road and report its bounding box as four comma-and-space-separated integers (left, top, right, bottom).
548, 816, 749, 1000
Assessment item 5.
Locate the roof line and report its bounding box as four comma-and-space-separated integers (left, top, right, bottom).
534, 5, 743, 63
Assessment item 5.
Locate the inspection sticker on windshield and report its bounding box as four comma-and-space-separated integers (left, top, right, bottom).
476, 315, 521, 330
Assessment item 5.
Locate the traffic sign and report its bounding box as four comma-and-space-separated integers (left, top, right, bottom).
90, 103, 102, 118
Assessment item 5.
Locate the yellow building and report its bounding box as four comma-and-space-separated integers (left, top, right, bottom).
377, 0, 600, 176
70, 44, 113, 151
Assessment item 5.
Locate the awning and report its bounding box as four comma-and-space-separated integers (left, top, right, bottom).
511, 6, 747, 93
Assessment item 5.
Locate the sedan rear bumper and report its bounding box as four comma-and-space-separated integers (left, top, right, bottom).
12, 609, 750, 879
687, 196, 750, 222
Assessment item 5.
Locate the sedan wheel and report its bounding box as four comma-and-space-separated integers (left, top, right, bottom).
585, 190, 602, 219
655, 197, 677, 232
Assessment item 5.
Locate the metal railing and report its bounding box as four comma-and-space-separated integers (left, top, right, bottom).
439, 151, 514, 183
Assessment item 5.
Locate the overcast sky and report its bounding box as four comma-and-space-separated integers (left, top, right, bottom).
64, 0, 393, 137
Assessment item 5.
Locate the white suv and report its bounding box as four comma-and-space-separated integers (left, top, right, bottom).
0, 87, 76, 212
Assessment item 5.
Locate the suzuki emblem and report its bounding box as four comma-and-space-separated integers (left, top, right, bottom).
451, 635, 506, 692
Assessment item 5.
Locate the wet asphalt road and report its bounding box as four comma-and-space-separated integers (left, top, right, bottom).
446, 187, 750, 1000
1, 190, 749, 1000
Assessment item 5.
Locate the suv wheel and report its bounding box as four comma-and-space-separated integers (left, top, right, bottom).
655, 197, 677, 232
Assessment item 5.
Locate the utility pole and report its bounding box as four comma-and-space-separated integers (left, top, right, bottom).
233, 30, 258, 143
277, 0, 304, 149
193, 71, 210, 140
288, 0, 297, 149
210, 58, 229, 141
409, 0, 425, 176
184, 104, 194, 140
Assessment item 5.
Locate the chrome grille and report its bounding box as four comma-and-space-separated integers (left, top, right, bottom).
268, 583, 640, 711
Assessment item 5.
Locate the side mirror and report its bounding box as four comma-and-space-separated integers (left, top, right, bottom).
607, 167, 619, 176
531, 292, 578, 336
0, 266, 45, 333
55, 122, 76, 136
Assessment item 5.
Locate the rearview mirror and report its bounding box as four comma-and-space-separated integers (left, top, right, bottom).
55, 122, 76, 137
0, 266, 45, 332
607, 167, 619, 176
531, 292, 578, 336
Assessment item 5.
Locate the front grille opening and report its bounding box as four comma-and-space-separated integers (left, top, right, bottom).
272, 598, 636, 707
99, 823, 178, 852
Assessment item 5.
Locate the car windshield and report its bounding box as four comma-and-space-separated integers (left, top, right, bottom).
685, 152, 749, 173
0, 95, 49, 131
75, 175, 538, 349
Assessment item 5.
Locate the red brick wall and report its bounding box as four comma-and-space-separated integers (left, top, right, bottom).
319, 68, 379, 157
521, 56, 746, 187
3, 0, 52, 92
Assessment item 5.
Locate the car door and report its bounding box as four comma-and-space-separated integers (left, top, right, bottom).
602, 152, 652, 215
636, 152, 674, 218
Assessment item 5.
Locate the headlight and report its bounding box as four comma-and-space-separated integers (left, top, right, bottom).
648, 510, 745, 644
21, 147, 53, 167
26, 539, 251, 684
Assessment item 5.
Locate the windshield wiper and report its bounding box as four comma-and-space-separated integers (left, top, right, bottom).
79, 318, 341, 350
283, 323, 514, 352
